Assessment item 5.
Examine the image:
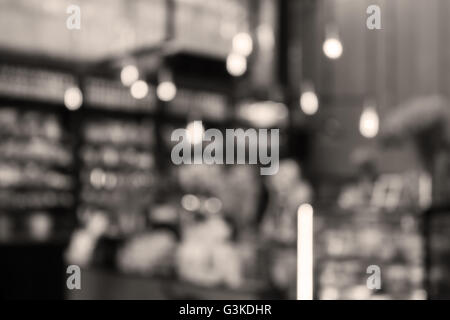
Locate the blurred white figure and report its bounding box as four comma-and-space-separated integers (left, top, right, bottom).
117, 232, 177, 275
176, 217, 242, 288
65, 212, 109, 267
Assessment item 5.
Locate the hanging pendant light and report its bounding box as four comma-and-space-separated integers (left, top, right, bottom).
120, 64, 139, 87
359, 100, 379, 138
64, 86, 83, 110
300, 82, 319, 115
232, 32, 253, 57
323, 25, 343, 60
227, 52, 247, 77
157, 69, 177, 102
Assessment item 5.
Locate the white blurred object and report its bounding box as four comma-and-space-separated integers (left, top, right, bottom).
64, 87, 83, 110
323, 38, 343, 59
321, 287, 339, 300
181, 194, 201, 212
226, 53, 247, 77
130, 80, 149, 99
347, 285, 371, 300
232, 32, 253, 57
323, 26, 343, 60
419, 172, 432, 209
120, 65, 139, 87
28, 213, 53, 241
360, 103, 380, 138
204, 197, 223, 215
297, 203, 313, 300
176, 217, 242, 288
87, 212, 109, 237
157, 81, 177, 102
238, 101, 288, 127
186, 120, 205, 145
117, 232, 176, 275
150, 205, 178, 224
65, 230, 96, 267
257, 24, 275, 50
65, 213, 109, 266
300, 83, 319, 115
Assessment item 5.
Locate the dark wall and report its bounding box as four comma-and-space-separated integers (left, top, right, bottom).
289, 0, 449, 178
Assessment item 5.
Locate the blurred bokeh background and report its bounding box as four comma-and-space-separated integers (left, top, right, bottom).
0, 0, 449, 300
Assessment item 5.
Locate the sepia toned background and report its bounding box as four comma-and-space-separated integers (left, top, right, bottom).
0, 0, 449, 300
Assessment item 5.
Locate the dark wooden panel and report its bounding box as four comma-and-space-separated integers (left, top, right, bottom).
333, 0, 367, 97
415, 0, 440, 96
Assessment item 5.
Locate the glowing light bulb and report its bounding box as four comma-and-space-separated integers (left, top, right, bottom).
204, 197, 223, 214
157, 81, 177, 102
120, 65, 139, 87
130, 80, 148, 99
359, 105, 379, 138
28, 213, 52, 241
297, 203, 314, 300
323, 37, 343, 60
232, 32, 253, 56
64, 87, 83, 110
181, 194, 200, 212
226, 53, 247, 77
186, 121, 205, 145
300, 90, 319, 115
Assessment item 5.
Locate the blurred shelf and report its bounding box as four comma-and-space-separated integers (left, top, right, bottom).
0, 94, 67, 113
0, 235, 71, 246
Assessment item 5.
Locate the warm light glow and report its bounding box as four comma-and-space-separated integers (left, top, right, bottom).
157, 81, 177, 102
120, 65, 139, 87
300, 90, 319, 115
257, 24, 275, 50
130, 80, 149, 99
359, 105, 379, 138
232, 32, 253, 57
204, 197, 223, 214
64, 87, 83, 110
297, 203, 313, 300
323, 37, 343, 60
186, 121, 205, 145
28, 213, 52, 241
181, 194, 200, 212
226, 53, 247, 77
238, 101, 288, 127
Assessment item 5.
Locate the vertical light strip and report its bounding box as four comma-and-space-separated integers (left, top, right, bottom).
297, 203, 314, 300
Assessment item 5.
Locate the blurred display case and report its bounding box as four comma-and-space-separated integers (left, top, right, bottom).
424, 205, 450, 299
0, 63, 76, 299
0, 65, 76, 244
315, 207, 425, 300
84, 77, 157, 113
78, 117, 157, 237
